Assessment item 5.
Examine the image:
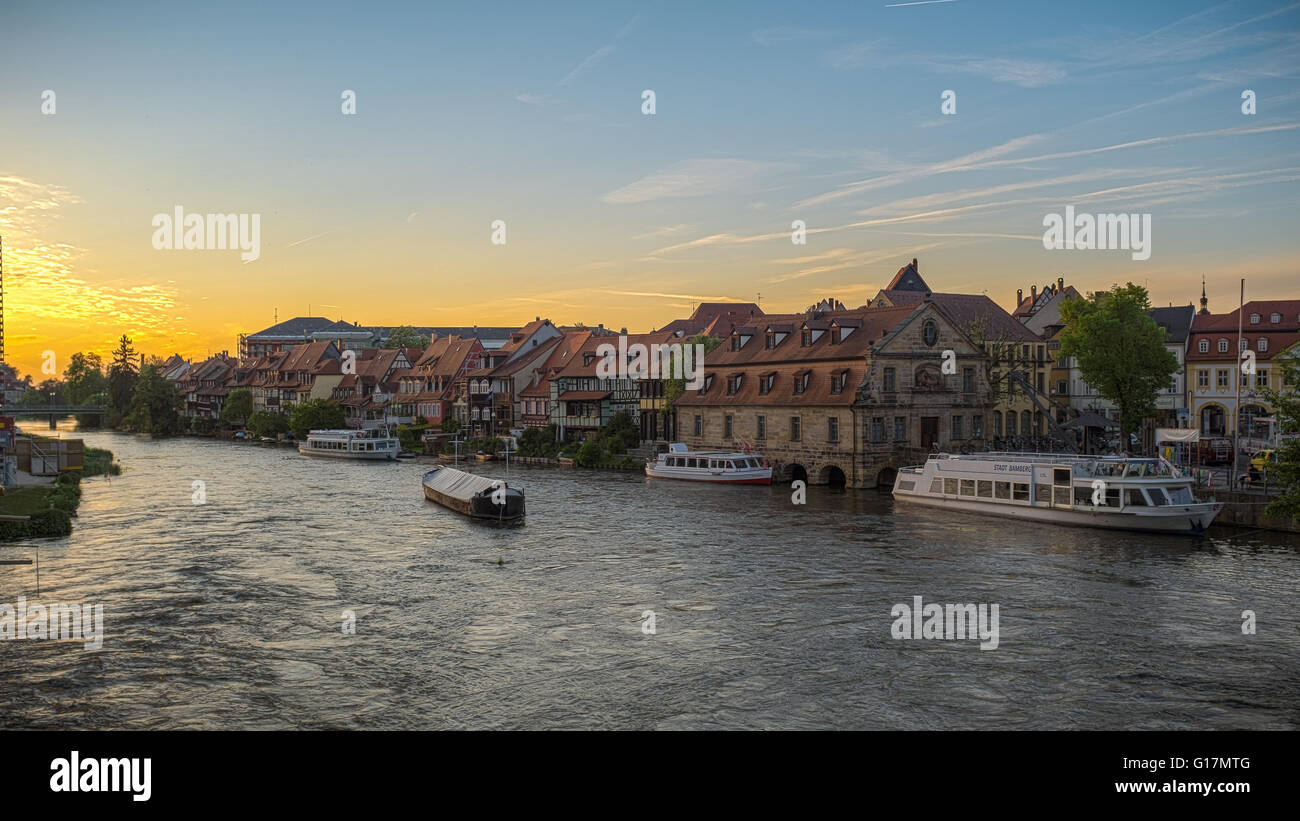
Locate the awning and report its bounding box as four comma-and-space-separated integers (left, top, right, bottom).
1062, 412, 1117, 429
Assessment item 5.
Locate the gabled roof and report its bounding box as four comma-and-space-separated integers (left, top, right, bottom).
884, 258, 931, 292
881, 292, 1040, 343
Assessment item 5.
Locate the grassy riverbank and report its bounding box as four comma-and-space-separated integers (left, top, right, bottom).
0, 473, 81, 540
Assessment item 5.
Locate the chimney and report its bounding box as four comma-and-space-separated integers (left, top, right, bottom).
1017, 288, 1023, 306
1031, 285, 1037, 302
1057, 276, 1064, 292
911, 258, 918, 270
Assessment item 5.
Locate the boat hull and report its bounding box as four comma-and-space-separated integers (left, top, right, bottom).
298, 445, 396, 461
644, 465, 772, 484
421, 467, 525, 521
892, 491, 1222, 535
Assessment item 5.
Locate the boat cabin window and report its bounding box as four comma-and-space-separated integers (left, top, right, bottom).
1166, 487, 1193, 505
930, 478, 942, 494
960, 479, 976, 496
1053, 468, 1071, 484
994, 481, 1010, 499
1035, 484, 1051, 504
944, 478, 958, 495
725, 461, 736, 469
1012, 482, 1030, 501
1124, 488, 1148, 506
977, 480, 993, 498
1147, 488, 1171, 506
1053, 487, 1071, 505
1074, 486, 1093, 505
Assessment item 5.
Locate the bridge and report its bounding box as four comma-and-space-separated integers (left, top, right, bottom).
3, 405, 107, 429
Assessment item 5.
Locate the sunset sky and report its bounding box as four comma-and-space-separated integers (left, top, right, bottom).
2, 0, 1299, 379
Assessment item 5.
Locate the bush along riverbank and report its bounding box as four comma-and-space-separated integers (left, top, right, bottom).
0, 473, 83, 540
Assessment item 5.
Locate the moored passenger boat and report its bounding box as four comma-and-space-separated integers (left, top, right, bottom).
645, 443, 772, 484
421, 466, 525, 521
892, 452, 1222, 534
298, 428, 399, 461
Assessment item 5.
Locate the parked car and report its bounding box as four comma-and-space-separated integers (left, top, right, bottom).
1196, 437, 1233, 466
1250, 449, 1278, 473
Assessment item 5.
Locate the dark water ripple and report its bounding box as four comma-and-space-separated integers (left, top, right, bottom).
1, 429, 1299, 729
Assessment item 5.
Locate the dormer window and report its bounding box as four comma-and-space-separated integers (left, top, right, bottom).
765, 331, 775, 349
831, 370, 848, 394
730, 335, 740, 352
701, 375, 714, 394
759, 373, 775, 395
1198, 339, 1209, 353
1218, 339, 1229, 353
1250, 313, 1260, 324
793, 371, 811, 394
584, 353, 596, 366
727, 374, 743, 395
801, 330, 812, 346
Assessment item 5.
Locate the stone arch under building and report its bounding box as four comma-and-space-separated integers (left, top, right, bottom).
788, 463, 809, 484
820, 464, 848, 488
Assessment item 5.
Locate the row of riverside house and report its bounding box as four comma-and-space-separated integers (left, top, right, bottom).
163, 257, 1297, 487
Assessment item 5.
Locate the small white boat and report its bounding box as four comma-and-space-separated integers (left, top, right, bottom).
892, 452, 1223, 535
298, 428, 399, 461
645, 443, 772, 485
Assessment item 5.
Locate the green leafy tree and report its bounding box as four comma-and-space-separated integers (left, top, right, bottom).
1059, 283, 1177, 439
64, 352, 108, 405
441, 417, 461, 434
663, 332, 721, 412
601, 411, 639, 453
288, 399, 347, 439
518, 424, 557, 457
384, 326, 430, 349
576, 437, 605, 467
1260, 345, 1300, 522
75, 391, 108, 429
220, 388, 253, 427
247, 410, 290, 438
124, 364, 182, 436
22, 378, 65, 407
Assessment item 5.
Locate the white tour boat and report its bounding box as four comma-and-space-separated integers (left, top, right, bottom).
298, 428, 400, 461
892, 452, 1223, 535
645, 443, 772, 485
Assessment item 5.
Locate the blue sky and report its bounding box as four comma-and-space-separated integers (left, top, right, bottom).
1, 0, 1298, 368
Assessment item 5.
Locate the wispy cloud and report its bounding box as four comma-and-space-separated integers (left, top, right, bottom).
558, 14, 641, 86
603, 159, 787, 204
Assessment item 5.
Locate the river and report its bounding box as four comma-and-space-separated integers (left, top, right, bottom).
2, 427, 1298, 729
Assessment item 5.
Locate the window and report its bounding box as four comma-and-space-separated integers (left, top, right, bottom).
994, 481, 1010, 499
871, 417, 885, 443
801, 330, 812, 346
960, 479, 976, 497
1257, 370, 1268, 388
1250, 313, 1260, 324
1270, 312, 1281, 324
1218, 339, 1229, 353
972, 415, 983, 438
1012, 483, 1030, 501
831, 371, 844, 393
790, 416, 801, 441
1258, 338, 1268, 352
1217, 369, 1229, 388
883, 367, 896, 392
1035, 484, 1052, 504
1056, 380, 1067, 395
930, 478, 942, 494
893, 416, 906, 442
993, 411, 1002, 437
1198, 370, 1209, 388
1240, 338, 1248, 352
977, 480, 993, 498
693, 415, 701, 436
724, 415, 733, 438
759, 374, 774, 394
923, 320, 938, 346
1005, 412, 1016, 436
944, 478, 958, 495
1241, 370, 1250, 388
828, 417, 839, 443
951, 415, 963, 439
1124, 488, 1148, 507
702, 375, 713, 394
1199, 339, 1209, 353
757, 415, 766, 440
962, 367, 974, 393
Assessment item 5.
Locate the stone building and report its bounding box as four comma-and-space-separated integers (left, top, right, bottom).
676, 297, 994, 488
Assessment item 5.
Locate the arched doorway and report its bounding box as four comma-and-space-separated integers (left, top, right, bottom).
822, 465, 847, 488
1239, 404, 1269, 439
1200, 404, 1226, 436
874, 466, 896, 488
789, 464, 808, 484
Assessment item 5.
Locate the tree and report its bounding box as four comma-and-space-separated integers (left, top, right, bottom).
107, 335, 139, 422
76, 392, 108, 429
220, 388, 253, 427
601, 411, 639, 453
247, 410, 290, 438
288, 399, 346, 439
22, 378, 65, 407
518, 424, 557, 457
384, 326, 430, 349
1260, 345, 1300, 523
64, 352, 108, 405
1058, 283, 1177, 439
663, 332, 722, 412
124, 364, 182, 436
